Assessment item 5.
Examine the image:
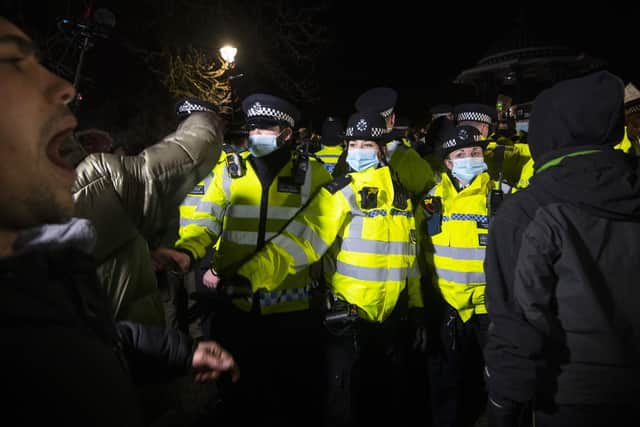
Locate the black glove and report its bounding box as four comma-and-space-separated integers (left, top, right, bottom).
217, 273, 253, 298
175, 98, 218, 122
487, 393, 531, 427
409, 307, 427, 352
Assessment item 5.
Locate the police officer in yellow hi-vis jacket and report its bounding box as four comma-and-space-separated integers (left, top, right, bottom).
315, 116, 345, 175
173, 93, 332, 427
225, 110, 423, 427
416, 125, 512, 427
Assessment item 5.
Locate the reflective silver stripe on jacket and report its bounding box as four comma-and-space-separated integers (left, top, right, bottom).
435, 267, 485, 284
300, 159, 313, 205
336, 260, 408, 282
195, 201, 226, 219
434, 245, 486, 261
225, 204, 300, 220
341, 238, 409, 255
271, 220, 330, 270
340, 185, 365, 238
259, 284, 311, 307
181, 196, 201, 206
222, 167, 232, 199
179, 218, 220, 235
221, 230, 277, 245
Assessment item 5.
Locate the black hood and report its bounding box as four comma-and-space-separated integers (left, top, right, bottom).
529, 71, 625, 167
528, 71, 640, 221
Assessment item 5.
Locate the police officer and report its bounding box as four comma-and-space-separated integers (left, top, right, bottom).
415, 125, 512, 427
315, 116, 345, 175
228, 110, 424, 427
172, 93, 332, 426
454, 103, 532, 185
350, 87, 437, 197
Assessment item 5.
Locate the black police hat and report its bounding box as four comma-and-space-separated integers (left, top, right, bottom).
354, 87, 398, 118
175, 98, 218, 122
320, 116, 345, 146
453, 103, 496, 125
343, 110, 390, 142
241, 93, 300, 128
441, 125, 486, 158
429, 104, 453, 119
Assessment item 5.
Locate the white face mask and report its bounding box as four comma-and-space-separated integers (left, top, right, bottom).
248, 133, 280, 157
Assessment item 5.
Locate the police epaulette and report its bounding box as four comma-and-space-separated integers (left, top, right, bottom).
324, 175, 352, 194
222, 144, 235, 153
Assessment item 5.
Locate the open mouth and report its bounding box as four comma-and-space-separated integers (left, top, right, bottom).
47, 131, 83, 171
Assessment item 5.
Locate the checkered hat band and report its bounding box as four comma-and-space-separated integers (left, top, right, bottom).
456, 111, 492, 124
179, 101, 214, 114
380, 107, 394, 118
627, 104, 640, 115
345, 127, 388, 137
247, 106, 295, 127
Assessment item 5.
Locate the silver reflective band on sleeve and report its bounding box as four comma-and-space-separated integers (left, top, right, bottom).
341, 238, 409, 255
435, 267, 485, 284
336, 261, 407, 282
195, 201, 226, 219
222, 167, 232, 199
181, 196, 201, 206
434, 245, 486, 261
221, 230, 277, 245
226, 204, 300, 220
271, 234, 310, 271
284, 220, 330, 255
259, 285, 311, 307
179, 218, 220, 234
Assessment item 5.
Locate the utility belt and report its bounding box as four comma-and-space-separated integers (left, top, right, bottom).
323, 293, 360, 327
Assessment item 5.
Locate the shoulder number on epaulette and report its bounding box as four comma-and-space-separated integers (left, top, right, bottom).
324, 175, 352, 194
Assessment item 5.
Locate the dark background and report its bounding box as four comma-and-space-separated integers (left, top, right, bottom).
4, 1, 637, 145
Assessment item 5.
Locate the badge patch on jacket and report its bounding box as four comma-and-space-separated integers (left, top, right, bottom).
278, 177, 301, 194
189, 184, 205, 195
478, 233, 488, 246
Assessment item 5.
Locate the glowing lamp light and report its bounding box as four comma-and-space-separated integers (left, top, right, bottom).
219, 45, 238, 64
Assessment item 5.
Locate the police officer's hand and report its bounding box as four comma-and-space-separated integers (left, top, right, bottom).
409, 308, 427, 352
191, 341, 240, 383
202, 267, 221, 289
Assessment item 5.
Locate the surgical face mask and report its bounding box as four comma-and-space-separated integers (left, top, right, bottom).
346, 148, 380, 172
249, 133, 280, 157
451, 157, 488, 184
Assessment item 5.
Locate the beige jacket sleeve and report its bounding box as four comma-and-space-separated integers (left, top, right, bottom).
72, 112, 224, 260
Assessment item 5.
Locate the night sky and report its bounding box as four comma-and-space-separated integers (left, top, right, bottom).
6, 1, 637, 136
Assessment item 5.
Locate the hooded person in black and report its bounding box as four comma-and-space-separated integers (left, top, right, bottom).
483, 71, 640, 427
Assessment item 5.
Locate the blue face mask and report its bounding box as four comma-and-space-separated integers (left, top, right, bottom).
451, 157, 488, 184
249, 133, 279, 157
346, 148, 380, 172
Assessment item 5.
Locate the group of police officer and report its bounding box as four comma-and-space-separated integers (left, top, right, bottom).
167, 85, 640, 427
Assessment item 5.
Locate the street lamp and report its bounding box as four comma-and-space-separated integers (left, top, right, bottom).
219, 45, 238, 65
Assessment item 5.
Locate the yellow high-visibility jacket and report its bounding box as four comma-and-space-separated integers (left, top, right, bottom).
238, 165, 423, 323
178, 145, 250, 246
387, 139, 437, 196
315, 144, 344, 175
484, 133, 531, 184
416, 171, 511, 322
176, 151, 332, 314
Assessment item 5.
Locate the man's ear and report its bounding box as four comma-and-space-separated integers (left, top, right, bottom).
281, 127, 293, 142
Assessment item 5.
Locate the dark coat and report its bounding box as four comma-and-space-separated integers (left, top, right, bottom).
0, 219, 194, 426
